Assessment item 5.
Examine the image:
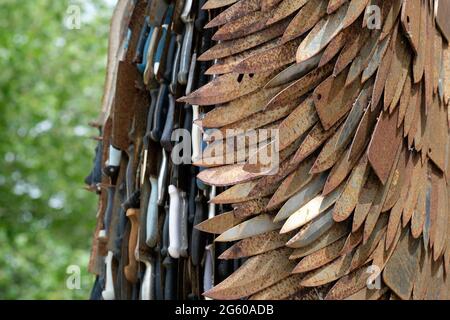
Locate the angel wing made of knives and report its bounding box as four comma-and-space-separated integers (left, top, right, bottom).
85, 0, 450, 300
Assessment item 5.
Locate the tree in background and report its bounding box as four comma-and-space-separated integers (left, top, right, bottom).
0, 0, 114, 299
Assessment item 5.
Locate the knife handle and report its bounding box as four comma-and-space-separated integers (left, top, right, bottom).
124, 208, 140, 284
145, 176, 159, 247
101, 251, 115, 300
140, 259, 154, 300
143, 26, 161, 85
191, 105, 202, 162
187, 173, 196, 224
160, 94, 176, 152
150, 84, 168, 142
195, 0, 207, 31
180, 191, 189, 257
153, 23, 168, 78
170, 34, 183, 95
163, 32, 177, 82
168, 185, 182, 258
157, 150, 169, 205
191, 194, 206, 266
208, 186, 216, 219
163, 256, 178, 300
104, 145, 121, 179
178, 21, 194, 85
161, 204, 170, 257
134, 16, 150, 64
203, 245, 214, 299
103, 186, 116, 238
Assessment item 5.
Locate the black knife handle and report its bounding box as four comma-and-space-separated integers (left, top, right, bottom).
134, 16, 151, 64
163, 256, 178, 300
160, 94, 176, 152
161, 204, 170, 257
150, 84, 168, 142
103, 186, 116, 237
190, 194, 207, 266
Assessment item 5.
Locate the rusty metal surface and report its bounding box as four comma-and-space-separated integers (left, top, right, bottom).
215, 214, 283, 242
205, 0, 261, 29
202, 0, 239, 10
195, 211, 246, 234
234, 38, 301, 74
219, 230, 291, 259
383, 229, 421, 300
296, 3, 349, 63
281, 0, 328, 43
267, 0, 311, 26
203, 248, 295, 299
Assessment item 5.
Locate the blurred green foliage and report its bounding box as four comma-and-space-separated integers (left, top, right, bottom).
0, 0, 114, 299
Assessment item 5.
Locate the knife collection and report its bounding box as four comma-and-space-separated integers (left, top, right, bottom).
85, 0, 450, 300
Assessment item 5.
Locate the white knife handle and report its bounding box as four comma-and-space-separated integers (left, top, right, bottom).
168, 185, 182, 258
108, 145, 122, 167
180, 191, 188, 257
157, 150, 168, 206
208, 186, 216, 219
203, 245, 214, 300
101, 251, 115, 300
146, 176, 159, 247
140, 260, 154, 300
192, 105, 202, 162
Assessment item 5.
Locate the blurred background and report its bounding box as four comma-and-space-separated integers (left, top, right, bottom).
0, 0, 116, 299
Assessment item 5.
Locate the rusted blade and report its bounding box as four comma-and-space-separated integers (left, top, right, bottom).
249, 274, 305, 300
291, 121, 339, 165
234, 38, 302, 74
265, 53, 322, 88
266, 0, 310, 26
219, 230, 292, 259
382, 229, 421, 300
324, 264, 370, 299
202, 0, 239, 10
344, 286, 389, 300
266, 155, 316, 210
212, 7, 278, 41
367, 108, 402, 185
334, 26, 371, 78
412, 0, 426, 83
296, 3, 349, 63
360, 33, 391, 84
427, 99, 449, 172
281, 184, 344, 233
322, 148, 357, 196
261, 0, 283, 11
200, 86, 282, 128
278, 97, 318, 151
346, 98, 381, 164
285, 208, 335, 248
203, 248, 295, 300
206, 39, 280, 75
195, 211, 246, 235
215, 214, 283, 242
205, 0, 261, 29
265, 60, 334, 110
342, 0, 369, 29
199, 19, 289, 61
401, 0, 420, 54
380, 0, 402, 40
211, 181, 258, 204
197, 163, 263, 187
352, 173, 380, 232
292, 236, 346, 273
332, 154, 369, 222
339, 227, 363, 255
382, 144, 407, 212
281, 0, 328, 43
319, 23, 355, 67
314, 67, 363, 130
310, 122, 346, 173
233, 197, 270, 219
436, 0, 450, 42
274, 173, 327, 222
178, 71, 274, 106
300, 253, 353, 287
384, 27, 410, 110
327, 0, 348, 14
350, 214, 388, 270
430, 169, 448, 261
289, 220, 350, 255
